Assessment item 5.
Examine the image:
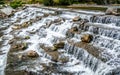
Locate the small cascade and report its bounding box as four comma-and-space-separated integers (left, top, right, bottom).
79, 23, 120, 40
64, 43, 113, 75
90, 15, 120, 25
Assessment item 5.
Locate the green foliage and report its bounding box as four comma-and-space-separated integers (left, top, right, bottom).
0, 0, 4, 5
43, 0, 54, 6
36, 0, 44, 4
28, 0, 43, 4
59, 0, 74, 5
10, 0, 23, 9
43, 0, 74, 6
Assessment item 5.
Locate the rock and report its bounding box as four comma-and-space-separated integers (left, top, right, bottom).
21, 22, 29, 28
11, 43, 27, 51
81, 34, 93, 43
36, 16, 42, 21
48, 51, 59, 62
44, 13, 49, 17
0, 32, 3, 37
73, 16, 81, 21
69, 27, 78, 32
51, 47, 58, 51
53, 42, 65, 49
58, 57, 69, 63
0, 11, 7, 18
105, 7, 120, 16
41, 46, 58, 52
0, 6, 14, 16
54, 18, 62, 23
27, 50, 39, 58
55, 10, 62, 15
105, 67, 120, 75
12, 25, 20, 30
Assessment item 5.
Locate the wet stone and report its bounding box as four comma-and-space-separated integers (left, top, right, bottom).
105, 7, 120, 16
27, 50, 39, 58
12, 25, 21, 30
81, 34, 93, 43
73, 16, 81, 22
53, 42, 65, 49
10, 42, 28, 52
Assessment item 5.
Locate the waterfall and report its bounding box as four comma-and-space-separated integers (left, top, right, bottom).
64, 43, 113, 75
0, 6, 120, 75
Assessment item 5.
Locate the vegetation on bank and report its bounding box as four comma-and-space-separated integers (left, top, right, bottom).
0, 0, 120, 9
10, 0, 23, 9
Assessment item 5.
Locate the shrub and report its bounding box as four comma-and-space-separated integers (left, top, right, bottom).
43, 0, 54, 6
36, 0, 43, 4
0, 0, 4, 5
53, 0, 59, 4
59, 0, 73, 5
10, 0, 23, 9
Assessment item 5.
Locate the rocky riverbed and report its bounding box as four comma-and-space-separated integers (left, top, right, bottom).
0, 5, 120, 75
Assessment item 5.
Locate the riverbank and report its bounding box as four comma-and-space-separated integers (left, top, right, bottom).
24, 4, 120, 12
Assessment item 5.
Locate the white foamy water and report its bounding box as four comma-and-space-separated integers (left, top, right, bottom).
0, 6, 120, 75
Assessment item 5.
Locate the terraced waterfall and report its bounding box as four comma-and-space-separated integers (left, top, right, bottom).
0, 6, 120, 75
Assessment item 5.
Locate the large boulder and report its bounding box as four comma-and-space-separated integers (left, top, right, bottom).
0, 6, 14, 16
0, 11, 7, 18
105, 7, 120, 16
81, 34, 93, 43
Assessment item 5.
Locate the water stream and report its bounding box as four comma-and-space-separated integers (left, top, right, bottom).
0, 6, 120, 75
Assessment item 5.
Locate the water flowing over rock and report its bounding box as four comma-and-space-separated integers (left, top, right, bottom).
0, 6, 120, 75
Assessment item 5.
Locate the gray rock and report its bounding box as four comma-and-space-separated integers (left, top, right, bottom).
0, 6, 14, 16
105, 7, 120, 16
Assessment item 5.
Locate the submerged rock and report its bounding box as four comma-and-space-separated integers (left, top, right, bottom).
44, 13, 49, 17
80, 19, 89, 25
24, 36, 30, 39
105, 67, 120, 75
81, 34, 93, 43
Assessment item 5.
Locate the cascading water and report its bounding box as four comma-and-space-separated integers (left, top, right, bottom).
0, 6, 120, 75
